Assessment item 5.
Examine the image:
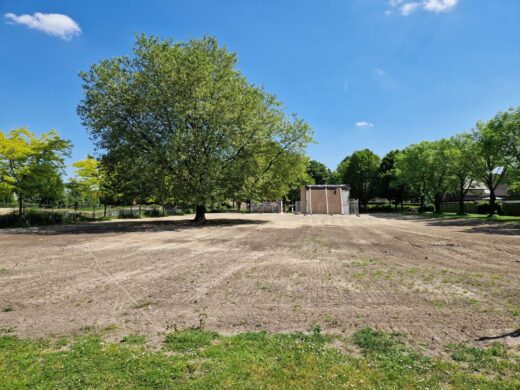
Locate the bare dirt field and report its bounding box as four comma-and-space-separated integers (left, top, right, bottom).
1, 213, 519, 353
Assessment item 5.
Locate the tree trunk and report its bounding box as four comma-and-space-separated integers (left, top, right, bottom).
420, 195, 425, 211
458, 184, 465, 215
18, 193, 23, 221
434, 194, 442, 214
193, 205, 206, 223
488, 190, 496, 217
104, 203, 107, 218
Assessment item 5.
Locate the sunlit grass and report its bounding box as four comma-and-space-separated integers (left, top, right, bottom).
1, 328, 519, 389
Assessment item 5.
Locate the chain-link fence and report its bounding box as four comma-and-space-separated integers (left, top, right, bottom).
349, 199, 360, 216
0, 203, 192, 227
249, 201, 282, 213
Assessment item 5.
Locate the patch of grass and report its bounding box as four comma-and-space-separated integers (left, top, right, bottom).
323, 314, 340, 327
1, 329, 519, 388
447, 343, 519, 376
344, 258, 381, 267
132, 301, 153, 310
121, 334, 146, 345
255, 282, 272, 292
2, 306, 13, 312
164, 329, 219, 352
466, 298, 480, 306
427, 299, 446, 308
103, 324, 118, 332
420, 212, 520, 223
371, 269, 393, 280
509, 306, 520, 317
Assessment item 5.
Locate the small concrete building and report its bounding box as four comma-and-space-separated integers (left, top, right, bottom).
299, 184, 350, 215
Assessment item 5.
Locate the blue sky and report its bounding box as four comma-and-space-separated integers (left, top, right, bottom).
1, 0, 520, 171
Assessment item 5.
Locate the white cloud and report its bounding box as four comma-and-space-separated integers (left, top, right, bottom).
387, 0, 458, 15
423, 0, 458, 13
375, 68, 385, 76
5, 12, 81, 40
400, 2, 420, 15
355, 121, 374, 128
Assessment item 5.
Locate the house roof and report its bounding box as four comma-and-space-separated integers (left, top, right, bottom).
304, 184, 350, 190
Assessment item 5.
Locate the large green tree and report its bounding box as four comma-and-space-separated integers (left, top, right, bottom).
470, 121, 510, 216
306, 160, 331, 185
78, 35, 312, 222
492, 107, 520, 166
70, 156, 101, 207
396, 140, 454, 213
378, 150, 406, 210
339, 149, 380, 208
447, 134, 475, 215
0, 128, 71, 219
490, 108, 520, 198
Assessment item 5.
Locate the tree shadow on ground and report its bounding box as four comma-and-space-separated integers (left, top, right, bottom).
0, 218, 268, 235
367, 213, 520, 236
477, 329, 520, 341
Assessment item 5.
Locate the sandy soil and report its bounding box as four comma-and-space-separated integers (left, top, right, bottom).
0, 213, 519, 352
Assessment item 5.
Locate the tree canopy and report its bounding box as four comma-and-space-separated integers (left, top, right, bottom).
339, 149, 380, 207
69, 156, 101, 206
469, 121, 510, 215
306, 160, 332, 185
78, 35, 312, 222
0, 128, 70, 218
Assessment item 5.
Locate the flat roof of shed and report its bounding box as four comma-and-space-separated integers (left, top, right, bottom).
304, 184, 350, 189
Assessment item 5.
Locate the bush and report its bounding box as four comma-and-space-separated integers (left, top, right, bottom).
364, 204, 394, 213
476, 202, 502, 215
143, 208, 163, 217
0, 210, 88, 228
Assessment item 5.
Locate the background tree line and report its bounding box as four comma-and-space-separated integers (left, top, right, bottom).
304, 106, 519, 216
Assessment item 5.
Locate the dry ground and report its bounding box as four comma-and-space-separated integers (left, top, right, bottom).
0, 213, 519, 353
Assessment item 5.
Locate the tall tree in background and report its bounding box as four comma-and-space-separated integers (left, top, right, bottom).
448, 134, 475, 215
330, 157, 350, 185
78, 35, 312, 223
470, 121, 510, 216
71, 156, 101, 207
340, 149, 380, 208
306, 160, 331, 184
492, 107, 520, 166
378, 150, 405, 210
396, 140, 453, 213
491, 108, 520, 197
0, 128, 70, 219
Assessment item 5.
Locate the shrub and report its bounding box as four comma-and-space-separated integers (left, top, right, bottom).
0, 210, 87, 228
143, 209, 163, 217
476, 202, 502, 215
